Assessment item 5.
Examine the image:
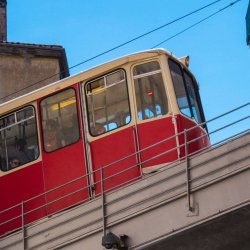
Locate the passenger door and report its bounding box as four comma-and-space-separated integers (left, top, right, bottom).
83, 69, 140, 195
39, 86, 89, 214
132, 61, 179, 173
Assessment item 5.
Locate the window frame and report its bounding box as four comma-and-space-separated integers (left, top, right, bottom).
132, 59, 169, 121
40, 87, 80, 153
84, 68, 131, 137
183, 69, 203, 123
168, 58, 206, 126
0, 105, 40, 172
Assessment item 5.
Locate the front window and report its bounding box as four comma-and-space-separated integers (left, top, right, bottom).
40, 88, 80, 152
133, 61, 168, 120
85, 69, 130, 136
169, 59, 202, 124
168, 59, 192, 118
0, 106, 39, 171
183, 71, 202, 123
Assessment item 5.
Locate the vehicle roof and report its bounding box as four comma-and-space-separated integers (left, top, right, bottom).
0, 48, 183, 115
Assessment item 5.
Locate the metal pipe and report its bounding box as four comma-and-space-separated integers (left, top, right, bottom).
184, 129, 192, 212
101, 167, 106, 236
22, 201, 26, 250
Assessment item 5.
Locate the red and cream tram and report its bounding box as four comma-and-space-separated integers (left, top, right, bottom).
0, 49, 210, 236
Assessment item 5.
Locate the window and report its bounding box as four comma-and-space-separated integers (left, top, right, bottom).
169, 59, 202, 123
85, 69, 130, 136
183, 71, 202, 123
168, 59, 192, 118
40, 88, 80, 152
0, 106, 39, 171
133, 61, 168, 120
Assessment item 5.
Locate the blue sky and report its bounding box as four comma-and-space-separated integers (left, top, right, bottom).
6, 0, 250, 142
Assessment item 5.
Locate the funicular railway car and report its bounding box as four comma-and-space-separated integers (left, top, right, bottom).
0, 49, 210, 236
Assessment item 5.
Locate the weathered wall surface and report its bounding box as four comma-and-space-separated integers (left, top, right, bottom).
0, 54, 60, 101
0, 42, 69, 104
0, 1, 68, 103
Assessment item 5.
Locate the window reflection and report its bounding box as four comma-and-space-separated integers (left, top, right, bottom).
0, 106, 39, 171
133, 61, 168, 121
40, 89, 80, 152
169, 59, 202, 124
85, 69, 130, 136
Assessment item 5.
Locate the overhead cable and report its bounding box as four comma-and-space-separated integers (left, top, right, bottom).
151, 0, 243, 48
67, 0, 224, 71
0, 0, 228, 101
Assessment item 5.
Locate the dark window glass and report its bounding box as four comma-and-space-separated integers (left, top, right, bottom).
133, 61, 160, 76
40, 88, 80, 152
183, 71, 202, 123
169, 59, 192, 118
133, 61, 168, 120
0, 106, 39, 171
85, 69, 130, 136
169, 59, 203, 124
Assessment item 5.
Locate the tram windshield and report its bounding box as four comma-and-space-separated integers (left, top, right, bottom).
169, 59, 202, 124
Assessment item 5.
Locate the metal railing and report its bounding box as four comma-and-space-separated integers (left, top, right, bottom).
0, 102, 249, 248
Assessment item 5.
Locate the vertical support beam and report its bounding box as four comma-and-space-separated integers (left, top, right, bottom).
101, 167, 106, 236
184, 130, 192, 212
21, 201, 26, 250
133, 125, 142, 176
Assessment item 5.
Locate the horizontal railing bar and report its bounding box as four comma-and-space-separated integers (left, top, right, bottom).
2, 104, 249, 213
209, 115, 250, 135
24, 188, 90, 217
0, 127, 247, 226
0, 102, 249, 236
206, 102, 250, 123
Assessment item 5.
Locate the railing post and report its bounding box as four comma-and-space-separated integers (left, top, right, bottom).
21, 201, 26, 250
101, 167, 106, 236
184, 130, 193, 213
133, 125, 142, 175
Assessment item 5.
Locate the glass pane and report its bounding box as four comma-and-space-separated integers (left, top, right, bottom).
40, 89, 80, 152
0, 107, 39, 171
85, 70, 130, 136
133, 61, 160, 76
106, 70, 125, 86
1, 114, 16, 129
184, 71, 202, 123
17, 107, 34, 122
169, 59, 192, 118
87, 78, 105, 95
133, 61, 168, 121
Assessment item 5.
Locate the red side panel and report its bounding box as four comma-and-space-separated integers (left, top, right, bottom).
176, 114, 210, 157
0, 162, 46, 236
41, 142, 89, 214
39, 85, 89, 215
90, 127, 140, 195
137, 117, 178, 168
